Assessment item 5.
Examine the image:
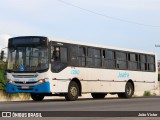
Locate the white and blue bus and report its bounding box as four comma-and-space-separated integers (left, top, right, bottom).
6, 36, 158, 101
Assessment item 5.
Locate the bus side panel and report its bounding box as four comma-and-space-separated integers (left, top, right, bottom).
48, 66, 157, 94
51, 80, 70, 93
133, 72, 158, 95
80, 81, 126, 93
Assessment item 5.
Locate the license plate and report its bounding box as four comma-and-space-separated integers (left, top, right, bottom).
21, 86, 29, 89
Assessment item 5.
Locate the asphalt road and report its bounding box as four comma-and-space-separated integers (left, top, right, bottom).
0, 96, 160, 120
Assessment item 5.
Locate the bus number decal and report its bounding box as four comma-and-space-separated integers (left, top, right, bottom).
118, 72, 129, 78
71, 70, 80, 75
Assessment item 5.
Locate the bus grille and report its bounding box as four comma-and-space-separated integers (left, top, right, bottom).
13, 75, 37, 78
14, 81, 38, 84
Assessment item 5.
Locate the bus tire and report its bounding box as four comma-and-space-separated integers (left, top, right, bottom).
65, 81, 79, 101
30, 93, 44, 101
91, 93, 106, 99
118, 82, 134, 98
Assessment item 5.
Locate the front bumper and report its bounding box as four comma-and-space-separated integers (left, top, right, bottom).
6, 82, 50, 94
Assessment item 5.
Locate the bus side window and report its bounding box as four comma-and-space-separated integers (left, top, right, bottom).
116, 51, 127, 69
70, 46, 78, 66
103, 49, 116, 69
147, 55, 155, 72
79, 47, 86, 67
128, 53, 138, 70
87, 48, 94, 67
51, 47, 60, 61
140, 54, 147, 71
60, 47, 68, 63
51, 46, 68, 73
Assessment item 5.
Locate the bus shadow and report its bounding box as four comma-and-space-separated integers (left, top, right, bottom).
3, 95, 160, 103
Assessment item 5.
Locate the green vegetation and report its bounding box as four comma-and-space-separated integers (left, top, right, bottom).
143, 91, 151, 96
0, 62, 6, 91
143, 91, 156, 97
0, 61, 30, 100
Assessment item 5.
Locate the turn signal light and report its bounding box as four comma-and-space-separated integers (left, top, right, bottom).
39, 79, 46, 83
7, 79, 12, 83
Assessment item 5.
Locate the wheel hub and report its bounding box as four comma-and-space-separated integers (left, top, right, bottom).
70, 87, 77, 97
127, 86, 132, 95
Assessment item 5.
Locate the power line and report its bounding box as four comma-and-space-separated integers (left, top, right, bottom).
57, 0, 160, 28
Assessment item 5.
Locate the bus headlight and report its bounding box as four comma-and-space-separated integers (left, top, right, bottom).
39, 79, 46, 83
7, 79, 13, 83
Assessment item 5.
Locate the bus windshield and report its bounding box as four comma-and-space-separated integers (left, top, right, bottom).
7, 47, 49, 72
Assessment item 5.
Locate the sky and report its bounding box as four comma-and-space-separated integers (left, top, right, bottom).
0, 0, 160, 59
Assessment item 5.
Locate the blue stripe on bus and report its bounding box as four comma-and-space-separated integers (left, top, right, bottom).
6, 82, 50, 94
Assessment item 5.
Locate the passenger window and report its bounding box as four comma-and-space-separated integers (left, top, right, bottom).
87, 48, 101, 68
70, 46, 78, 66
51, 46, 68, 63
51, 46, 68, 73
60, 47, 68, 63
78, 47, 86, 67
94, 49, 100, 58
116, 52, 127, 69
116, 52, 126, 60
128, 53, 138, 70
147, 55, 155, 63
106, 50, 115, 60
103, 50, 116, 69
88, 48, 94, 57
140, 55, 146, 63
147, 55, 155, 72
139, 54, 147, 71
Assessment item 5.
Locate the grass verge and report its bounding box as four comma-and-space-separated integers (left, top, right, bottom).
143, 91, 157, 97
0, 90, 30, 101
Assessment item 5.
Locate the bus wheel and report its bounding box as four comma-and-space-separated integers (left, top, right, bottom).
118, 82, 134, 98
91, 93, 106, 99
30, 93, 44, 101
65, 81, 79, 101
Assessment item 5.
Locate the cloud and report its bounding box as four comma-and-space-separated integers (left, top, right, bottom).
0, 18, 41, 36
0, 34, 11, 51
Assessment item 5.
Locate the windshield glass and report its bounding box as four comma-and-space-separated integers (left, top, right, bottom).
7, 47, 49, 72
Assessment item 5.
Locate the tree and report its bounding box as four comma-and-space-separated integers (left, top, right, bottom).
0, 62, 6, 91
0, 50, 7, 62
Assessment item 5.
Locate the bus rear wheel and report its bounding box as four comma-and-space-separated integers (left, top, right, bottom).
30, 93, 44, 101
65, 81, 79, 101
118, 82, 134, 98
91, 93, 106, 99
